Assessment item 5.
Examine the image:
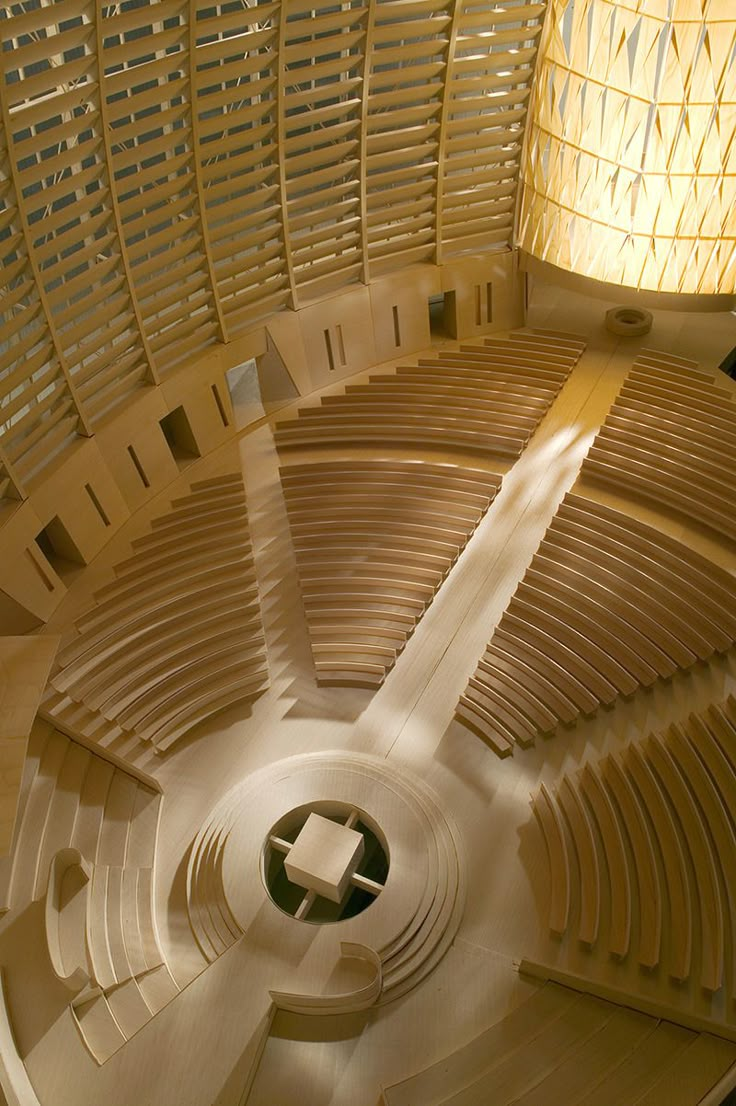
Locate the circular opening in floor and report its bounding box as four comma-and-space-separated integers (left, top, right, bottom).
606, 305, 653, 336
262, 802, 389, 924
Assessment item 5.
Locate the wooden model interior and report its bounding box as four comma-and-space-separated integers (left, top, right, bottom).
0, 1, 735, 1103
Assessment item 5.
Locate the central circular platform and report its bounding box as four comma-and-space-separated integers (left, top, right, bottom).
186, 751, 465, 1003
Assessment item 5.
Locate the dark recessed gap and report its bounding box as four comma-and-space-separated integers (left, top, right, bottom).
336, 323, 346, 366
264, 807, 388, 926
35, 516, 85, 577
324, 328, 335, 371
428, 291, 457, 339
211, 382, 229, 427
392, 304, 401, 347
159, 406, 201, 467
85, 483, 110, 527
127, 444, 150, 488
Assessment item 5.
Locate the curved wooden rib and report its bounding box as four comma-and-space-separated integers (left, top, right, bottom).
579, 763, 631, 959
667, 724, 736, 1000
646, 734, 724, 993
269, 943, 382, 1015
625, 743, 692, 982
557, 777, 600, 946
602, 756, 662, 970
532, 784, 570, 936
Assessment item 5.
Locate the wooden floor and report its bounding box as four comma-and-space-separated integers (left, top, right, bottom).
4, 281, 736, 1106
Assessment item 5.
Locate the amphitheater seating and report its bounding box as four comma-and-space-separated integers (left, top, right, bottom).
1, 723, 178, 1063
532, 698, 736, 995
456, 492, 736, 756
42, 473, 269, 753
579, 349, 736, 543
381, 980, 736, 1106
279, 460, 502, 686
274, 332, 584, 460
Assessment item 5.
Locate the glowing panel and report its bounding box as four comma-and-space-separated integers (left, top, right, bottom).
518, 0, 736, 294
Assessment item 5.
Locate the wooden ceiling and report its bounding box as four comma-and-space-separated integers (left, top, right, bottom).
0, 0, 546, 496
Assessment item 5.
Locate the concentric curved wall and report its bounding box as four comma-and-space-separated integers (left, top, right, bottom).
518, 0, 736, 294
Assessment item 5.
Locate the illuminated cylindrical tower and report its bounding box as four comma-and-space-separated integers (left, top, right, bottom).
518, 0, 736, 294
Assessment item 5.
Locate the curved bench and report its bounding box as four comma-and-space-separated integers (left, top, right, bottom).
580, 351, 736, 544
666, 724, 736, 999
531, 694, 736, 992
280, 460, 502, 688
46, 472, 269, 752
624, 743, 692, 982
601, 755, 661, 969
646, 734, 724, 992
557, 777, 600, 946
532, 784, 570, 936
274, 332, 583, 461
579, 764, 630, 958
456, 492, 736, 755
528, 691, 736, 988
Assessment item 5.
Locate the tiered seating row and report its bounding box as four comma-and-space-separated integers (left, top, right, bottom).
457, 492, 736, 756
274, 332, 584, 459
44, 473, 269, 753
381, 980, 736, 1106
280, 460, 502, 687
1, 724, 179, 1064
533, 698, 736, 996
580, 349, 736, 543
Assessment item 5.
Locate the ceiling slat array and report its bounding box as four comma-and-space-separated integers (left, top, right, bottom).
0, 0, 546, 490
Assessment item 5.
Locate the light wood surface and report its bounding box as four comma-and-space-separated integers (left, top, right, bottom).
580, 352, 736, 543
383, 980, 736, 1106
457, 490, 736, 756
0, 283, 734, 1105
531, 698, 736, 1003
43, 473, 269, 754
0, 0, 543, 498
0, 637, 59, 857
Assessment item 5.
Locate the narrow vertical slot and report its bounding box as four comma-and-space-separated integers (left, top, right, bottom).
392, 305, 401, 347
211, 383, 229, 427
127, 444, 150, 488
324, 328, 335, 372
27, 548, 54, 592
474, 284, 482, 326
85, 483, 110, 527
336, 324, 346, 366
486, 281, 493, 324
